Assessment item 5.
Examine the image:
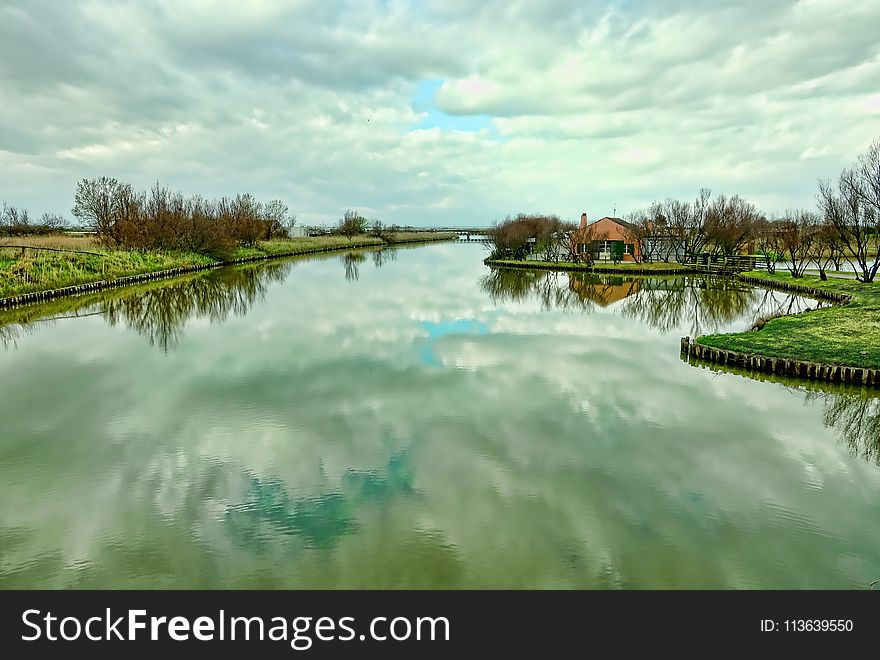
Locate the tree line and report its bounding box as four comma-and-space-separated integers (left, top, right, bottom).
487, 136, 880, 283
333, 209, 406, 241
1, 202, 66, 237
69, 177, 296, 259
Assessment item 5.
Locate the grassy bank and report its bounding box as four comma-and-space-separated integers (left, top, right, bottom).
0, 232, 455, 300
699, 271, 880, 369
485, 258, 694, 274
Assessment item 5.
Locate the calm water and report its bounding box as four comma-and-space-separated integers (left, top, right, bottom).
1, 242, 878, 589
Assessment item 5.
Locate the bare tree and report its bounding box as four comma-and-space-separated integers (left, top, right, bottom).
1, 202, 31, 235
543, 217, 576, 263
814, 220, 846, 280
38, 213, 66, 230
369, 219, 393, 241
775, 210, 820, 278
566, 219, 598, 265
644, 202, 680, 261
624, 210, 660, 263
262, 199, 291, 239
72, 177, 130, 244
753, 217, 780, 274
1, 206, 66, 234
819, 138, 880, 282
706, 194, 760, 257
664, 192, 711, 261
487, 213, 565, 260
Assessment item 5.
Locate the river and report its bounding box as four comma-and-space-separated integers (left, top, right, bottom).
1, 241, 878, 588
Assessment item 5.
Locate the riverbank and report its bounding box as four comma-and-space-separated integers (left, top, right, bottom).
687, 270, 880, 382
0, 232, 455, 308
484, 258, 695, 275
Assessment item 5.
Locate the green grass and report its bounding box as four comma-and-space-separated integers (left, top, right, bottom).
232, 235, 385, 259
386, 231, 456, 243
0, 233, 456, 300
0, 247, 214, 298
699, 271, 880, 369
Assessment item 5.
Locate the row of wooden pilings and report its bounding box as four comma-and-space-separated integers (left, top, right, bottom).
682, 274, 874, 386
681, 338, 880, 387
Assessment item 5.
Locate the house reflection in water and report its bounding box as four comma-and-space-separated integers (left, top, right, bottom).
481, 267, 819, 337
567, 274, 641, 307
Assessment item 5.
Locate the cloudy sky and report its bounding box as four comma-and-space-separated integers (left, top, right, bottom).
1, 0, 878, 227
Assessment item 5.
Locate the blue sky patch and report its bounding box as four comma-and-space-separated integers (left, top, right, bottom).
411, 80, 500, 137
417, 317, 490, 367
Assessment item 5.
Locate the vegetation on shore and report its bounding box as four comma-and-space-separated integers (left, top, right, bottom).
1, 178, 455, 300
0, 232, 454, 300
487, 136, 880, 283
699, 270, 880, 369
484, 258, 693, 273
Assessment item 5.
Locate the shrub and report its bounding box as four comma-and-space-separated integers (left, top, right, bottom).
69, 178, 294, 257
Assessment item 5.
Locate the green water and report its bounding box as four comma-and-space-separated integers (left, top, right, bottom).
1, 242, 878, 588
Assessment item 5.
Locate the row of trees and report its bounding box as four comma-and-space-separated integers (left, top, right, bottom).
71, 177, 296, 258
625, 190, 761, 263
486, 196, 766, 267
333, 210, 404, 241
1, 202, 66, 236
487, 137, 880, 282
628, 138, 880, 282
6, 188, 393, 254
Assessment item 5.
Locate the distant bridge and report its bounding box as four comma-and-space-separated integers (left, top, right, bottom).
417, 227, 491, 242
418, 227, 491, 234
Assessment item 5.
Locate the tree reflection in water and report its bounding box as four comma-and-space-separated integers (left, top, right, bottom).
342, 251, 367, 282
481, 268, 596, 312
805, 389, 880, 465
617, 275, 759, 336
687, 358, 880, 467
1, 247, 407, 351
482, 267, 823, 337
0, 262, 292, 352
102, 262, 292, 351
372, 247, 397, 269
0, 323, 22, 349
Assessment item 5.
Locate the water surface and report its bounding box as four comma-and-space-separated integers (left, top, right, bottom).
1, 242, 878, 588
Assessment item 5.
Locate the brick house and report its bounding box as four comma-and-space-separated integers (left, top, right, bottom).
572, 213, 640, 262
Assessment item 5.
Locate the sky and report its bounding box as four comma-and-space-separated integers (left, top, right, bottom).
1, 0, 879, 227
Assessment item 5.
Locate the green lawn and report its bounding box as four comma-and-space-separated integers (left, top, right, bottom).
232, 235, 385, 259
0, 247, 215, 298
699, 271, 880, 369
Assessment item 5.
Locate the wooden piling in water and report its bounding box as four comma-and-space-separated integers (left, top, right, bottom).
681, 337, 878, 388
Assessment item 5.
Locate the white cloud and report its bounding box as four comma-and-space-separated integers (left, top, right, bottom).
1, 0, 878, 225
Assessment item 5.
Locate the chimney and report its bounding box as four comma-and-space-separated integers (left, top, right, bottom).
580, 213, 588, 229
